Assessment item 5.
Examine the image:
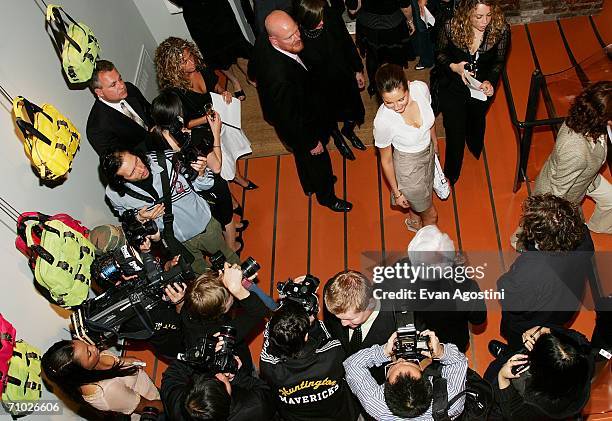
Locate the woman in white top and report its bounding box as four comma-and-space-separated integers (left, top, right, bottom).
374, 64, 439, 231
42, 339, 162, 418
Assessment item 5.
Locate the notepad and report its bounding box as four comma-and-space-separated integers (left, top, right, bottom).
464, 70, 487, 101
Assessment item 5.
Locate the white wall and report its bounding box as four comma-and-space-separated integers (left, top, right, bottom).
0, 0, 157, 419
132, 0, 194, 45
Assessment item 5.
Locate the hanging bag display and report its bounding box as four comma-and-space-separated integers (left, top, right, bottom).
0, 314, 17, 397
16, 217, 95, 308
12, 96, 81, 180
46, 4, 100, 83
15, 212, 90, 258
1, 340, 43, 417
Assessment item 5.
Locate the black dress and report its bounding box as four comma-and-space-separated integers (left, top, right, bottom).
434, 20, 510, 183
300, 7, 365, 125
174, 0, 252, 70
350, 0, 414, 90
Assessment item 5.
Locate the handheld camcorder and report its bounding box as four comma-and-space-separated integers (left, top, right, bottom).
72, 248, 195, 347
394, 311, 430, 362
209, 251, 260, 279
121, 209, 158, 249
277, 275, 320, 316
177, 325, 239, 374
168, 116, 215, 182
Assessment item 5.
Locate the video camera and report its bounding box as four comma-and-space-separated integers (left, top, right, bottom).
72, 248, 196, 347
177, 325, 239, 374
168, 116, 215, 182
393, 311, 430, 362
121, 209, 158, 249
277, 275, 320, 316
209, 251, 260, 279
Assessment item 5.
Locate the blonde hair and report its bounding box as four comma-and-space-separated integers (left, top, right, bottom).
184, 271, 230, 319
450, 0, 506, 51
154, 37, 205, 91
324, 270, 373, 315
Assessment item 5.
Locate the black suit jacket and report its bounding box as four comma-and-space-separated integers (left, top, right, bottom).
249, 37, 329, 155
323, 306, 396, 384
86, 82, 153, 156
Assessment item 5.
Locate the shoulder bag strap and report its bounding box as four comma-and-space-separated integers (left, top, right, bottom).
156, 151, 194, 264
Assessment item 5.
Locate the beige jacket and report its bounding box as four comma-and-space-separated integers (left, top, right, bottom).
534, 123, 607, 204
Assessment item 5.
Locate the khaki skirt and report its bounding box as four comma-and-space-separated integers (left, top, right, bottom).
393, 142, 434, 213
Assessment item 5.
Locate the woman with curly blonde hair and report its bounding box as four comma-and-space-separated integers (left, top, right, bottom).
154, 37, 257, 193
533, 81, 612, 234
432, 0, 510, 185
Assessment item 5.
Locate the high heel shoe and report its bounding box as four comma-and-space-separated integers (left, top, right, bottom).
233, 237, 244, 255
240, 180, 258, 190
235, 219, 249, 233
233, 205, 243, 217
367, 85, 377, 98
331, 129, 355, 161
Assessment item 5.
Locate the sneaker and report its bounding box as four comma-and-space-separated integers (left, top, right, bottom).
415, 63, 426, 70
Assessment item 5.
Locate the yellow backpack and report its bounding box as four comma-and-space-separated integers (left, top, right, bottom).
13, 96, 80, 180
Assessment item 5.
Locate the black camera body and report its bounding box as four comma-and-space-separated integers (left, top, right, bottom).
394, 324, 431, 362
121, 209, 158, 249
277, 275, 320, 315
72, 251, 195, 347
169, 116, 215, 182
177, 325, 239, 374
209, 251, 260, 279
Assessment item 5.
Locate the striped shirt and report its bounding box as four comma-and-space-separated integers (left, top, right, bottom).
343, 343, 467, 420
106, 150, 214, 242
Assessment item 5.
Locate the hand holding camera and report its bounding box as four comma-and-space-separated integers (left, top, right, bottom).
498, 353, 529, 389
418, 330, 443, 359
222, 262, 249, 300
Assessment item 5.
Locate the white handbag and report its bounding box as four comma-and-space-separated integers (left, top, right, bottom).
433, 154, 450, 200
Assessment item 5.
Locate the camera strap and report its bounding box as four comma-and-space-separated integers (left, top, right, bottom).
156, 151, 195, 265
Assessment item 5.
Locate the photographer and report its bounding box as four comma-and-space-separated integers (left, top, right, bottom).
161, 336, 276, 420
494, 326, 593, 420
343, 331, 467, 420
42, 339, 163, 417
149, 89, 247, 255
101, 146, 240, 275
89, 220, 189, 358
260, 300, 359, 421
181, 263, 269, 376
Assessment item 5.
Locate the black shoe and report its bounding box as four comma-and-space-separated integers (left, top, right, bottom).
235, 219, 249, 233
242, 181, 258, 190
488, 340, 508, 359
326, 198, 353, 212
234, 237, 244, 255
367, 85, 377, 98
341, 127, 366, 150
331, 129, 355, 160
233, 205, 243, 217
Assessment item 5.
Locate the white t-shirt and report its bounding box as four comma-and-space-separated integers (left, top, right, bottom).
373, 80, 435, 154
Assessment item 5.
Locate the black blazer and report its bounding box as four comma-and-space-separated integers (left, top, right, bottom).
86, 82, 153, 156
323, 306, 396, 384
249, 37, 329, 155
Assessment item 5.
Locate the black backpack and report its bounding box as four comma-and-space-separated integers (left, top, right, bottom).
426, 363, 494, 421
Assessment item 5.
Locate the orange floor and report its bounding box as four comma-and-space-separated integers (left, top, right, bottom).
125, 8, 612, 418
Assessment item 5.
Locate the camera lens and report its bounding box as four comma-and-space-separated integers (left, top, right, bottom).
241, 257, 260, 279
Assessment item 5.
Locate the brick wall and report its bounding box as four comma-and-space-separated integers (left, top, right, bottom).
497, 0, 603, 24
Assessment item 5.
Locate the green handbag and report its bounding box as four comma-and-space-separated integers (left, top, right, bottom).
46, 4, 101, 83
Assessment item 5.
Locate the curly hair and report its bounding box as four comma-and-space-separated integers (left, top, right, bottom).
565, 80, 611, 142
450, 0, 506, 50
517, 194, 586, 252
155, 37, 205, 90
